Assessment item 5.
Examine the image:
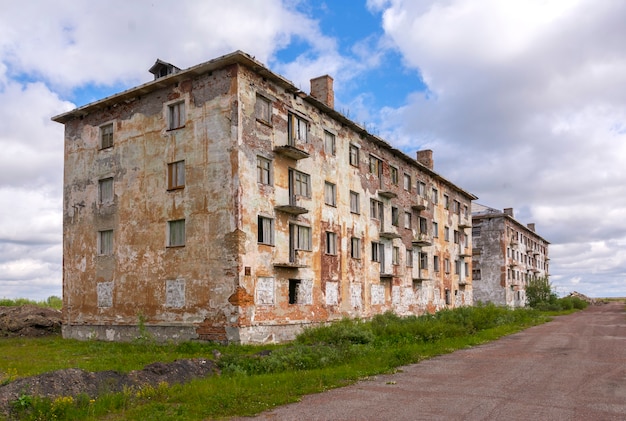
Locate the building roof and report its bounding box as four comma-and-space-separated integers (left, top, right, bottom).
472, 203, 550, 244
52, 50, 477, 201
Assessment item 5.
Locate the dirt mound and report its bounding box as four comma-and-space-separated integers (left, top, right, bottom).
0, 305, 61, 337
0, 358, 218, 415
566, 291, 597, 305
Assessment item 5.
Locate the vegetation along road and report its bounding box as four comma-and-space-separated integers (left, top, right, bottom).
237, 302, 626, 421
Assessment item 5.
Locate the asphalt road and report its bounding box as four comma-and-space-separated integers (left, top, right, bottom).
234, 301, 626, 421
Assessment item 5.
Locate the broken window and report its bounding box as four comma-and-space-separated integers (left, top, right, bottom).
255, 95, 271, 124
100, 123, 113, 149
370, 199, 384, 221
454, 230, 460, 244
420, 252, 428, 271
433, 255, 440, 272
444, 226, 450, 241
324, 130, 336, 155
98, 230, 113, 255
324, 182, 336, 206
167, 219, 185, 247
257, 156, 272, 185
432, 221, 439, 238
404, 212, 412, 229
391, 206, 399, 226
444, 258, 451, 274
403, 173, 411, 191
168, 160, 185, 190
288, 279, 301, 304
406, 248, 413, 267
350, 191, 360, 214
455, 259, 461, 274
351, 237, 361, 259
390, 166, 399, 185
453, 200, 461, 214
444, 194, 450, 209
98, 178, 113, 204
369, 155, 382, 177
168, 101, 185, 130
371, 242, 382, 262
392, 246, 400, 265
349, 144, 359, 167
432, 188, 439, 204
419, 217, 428, 234
326, 231, 337, 255
257, 216, 274, 245
473, 269, 481, 280
417, 181, 426, 197
288, 113, 308, 145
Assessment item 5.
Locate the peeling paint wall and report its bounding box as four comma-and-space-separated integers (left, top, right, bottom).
58, 52, 477, 344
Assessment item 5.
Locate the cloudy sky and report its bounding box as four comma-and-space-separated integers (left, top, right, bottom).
1, 0, 625, 300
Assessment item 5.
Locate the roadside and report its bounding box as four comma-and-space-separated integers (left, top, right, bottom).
235, 301, 626, 421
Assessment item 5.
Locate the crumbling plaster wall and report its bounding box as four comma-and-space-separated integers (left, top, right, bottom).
472, 217, 508, 306
63, 66, 243, 341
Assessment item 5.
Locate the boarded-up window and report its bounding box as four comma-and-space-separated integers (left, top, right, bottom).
255, 95, 271, 124
324, 131, 335, 155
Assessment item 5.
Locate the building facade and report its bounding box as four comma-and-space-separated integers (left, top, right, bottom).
471, 204, 550, 307
53, 51, 477, 344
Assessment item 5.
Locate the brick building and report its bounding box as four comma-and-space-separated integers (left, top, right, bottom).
471, 204, 550, 307
53, 51, 477, 344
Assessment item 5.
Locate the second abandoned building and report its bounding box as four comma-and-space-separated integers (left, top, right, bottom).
53, 51, 477, 344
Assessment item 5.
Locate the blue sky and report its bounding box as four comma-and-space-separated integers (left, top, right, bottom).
1, 0, 626, 300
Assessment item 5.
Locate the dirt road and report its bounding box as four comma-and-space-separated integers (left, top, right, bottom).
236, 302, 626, 421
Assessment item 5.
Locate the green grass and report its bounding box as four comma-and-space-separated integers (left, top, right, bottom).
1, 304, 556, 420
0, 296, 62, 310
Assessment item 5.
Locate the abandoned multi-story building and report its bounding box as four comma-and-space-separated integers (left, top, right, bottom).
52, 50, 477, 344
471, 204, 550, 307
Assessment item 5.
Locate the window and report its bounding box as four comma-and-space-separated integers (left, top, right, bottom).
444, 226, 450, 241
454, 230, 460, 244
444, 194, 450, 209
453, 200, 461, 214
369, 155, 382, 177
455, 259, 461, 274
349, 144, 359, 166
288, 113, 308, 145
289, 279, 301, 304
168, 102, 185, 130
292, 224, 311, 251
445, 289, 451, 305
257, 216, 274, 245
433, 255, 440, 272
404, 212, 412, 229
406, 248, 413, 267
255, 95, 271, 124
324, 131, 336, 155
472, 226, 481, 237
99, 178, 113, 204
419, 252, 428, 270
432, 221, 439, 238
292, 170, 311, 197
371, 242, 382, 262
417, 181, 426, 197
419, 217, 428, 234
393, 246, 400, 265
98, 230, 113, 255
390, 166, 398, 185
324, 182, 336, 206
326, 232, 337, 255
168, 219, 185, 247
349, 191, 360, 214
100, 123, 113, 149
432, 188, 439, 204
403, 173, 411, 191
391, 206, 399, 226
351, 237, 361, 259
370, 199, 384, 221
168, 160, 185, 190
473, 269, 481, 280
444, 258, 451, 274
257, 156, 272, 185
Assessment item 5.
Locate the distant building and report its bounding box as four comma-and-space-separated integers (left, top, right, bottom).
471, 204, 550, 307
52, 51, 477, 344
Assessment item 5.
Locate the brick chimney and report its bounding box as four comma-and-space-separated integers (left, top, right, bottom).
416, 150, 434, 170
527, 223, 536, 232
310, 75, 334, 108
503, 208, 514, 217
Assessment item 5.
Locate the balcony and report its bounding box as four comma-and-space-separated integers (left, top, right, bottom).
273, 144, 310, 160
275, 196, 308, 215
459, 245, 471, 258
412, 232, 433, 247
273, 250, 310, 269
378, 190, 397, 199
459, 277, 470, 285
412, 196, 428, 211
458, 218, 471, 229
380, 272, 393, 280
380, 230, 401, 239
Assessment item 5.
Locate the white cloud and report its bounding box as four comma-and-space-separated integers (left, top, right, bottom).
370, 0, 626, 297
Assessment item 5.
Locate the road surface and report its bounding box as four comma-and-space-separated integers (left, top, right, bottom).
234, 301, 626, 421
